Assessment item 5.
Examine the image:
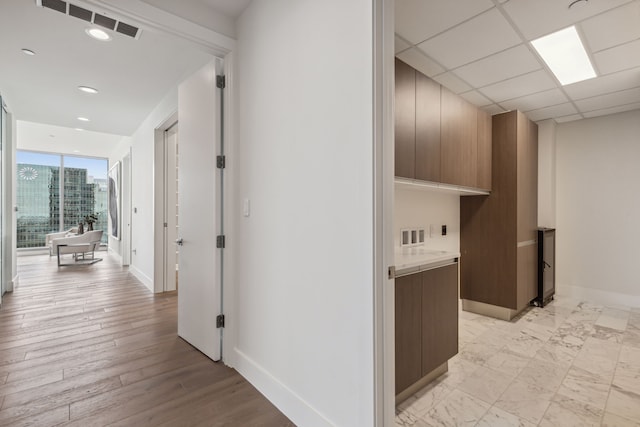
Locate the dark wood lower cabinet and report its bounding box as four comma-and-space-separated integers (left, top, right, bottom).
395, 263, 459, 396
395, 273, 422, 394
422, 264, 458, 375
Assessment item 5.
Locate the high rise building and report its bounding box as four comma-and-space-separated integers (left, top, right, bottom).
16, 164, 100, 248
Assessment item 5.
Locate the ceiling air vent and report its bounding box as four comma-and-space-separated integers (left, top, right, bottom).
35, 0, 141, 39
68, 4, 92, 22
116, 21, 139, 38
93, 13, 117, 30
41, 0, 67, 14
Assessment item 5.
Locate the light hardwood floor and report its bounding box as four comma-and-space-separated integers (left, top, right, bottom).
0, 253, 294, 427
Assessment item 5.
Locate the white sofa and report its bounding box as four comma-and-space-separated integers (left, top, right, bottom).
52, 230, 104, 266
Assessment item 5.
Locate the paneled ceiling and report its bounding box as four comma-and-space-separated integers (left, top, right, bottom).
396, 0, 640, 122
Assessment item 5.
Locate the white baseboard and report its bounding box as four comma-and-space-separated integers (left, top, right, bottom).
10, 274, 19, 292
107, 247, 123, 264
556, 283, 640, 308
234, 348, 334, 427
129, 265, 154, 292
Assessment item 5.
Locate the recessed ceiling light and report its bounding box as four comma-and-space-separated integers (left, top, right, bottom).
21, 48, 36, 56
75, 128, 84, 131
73, 150, 80, 153
531, 25, 596, 86
78, 86, 99, 94
85, 27, 111, 41
77, 117, 90, 122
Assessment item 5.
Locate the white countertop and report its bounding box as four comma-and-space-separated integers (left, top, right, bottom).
395, 247, 460, 276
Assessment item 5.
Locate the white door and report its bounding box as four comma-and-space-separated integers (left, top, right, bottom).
177, 59, 223, 361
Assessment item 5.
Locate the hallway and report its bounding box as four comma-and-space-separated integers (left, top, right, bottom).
0, 253, 293, 426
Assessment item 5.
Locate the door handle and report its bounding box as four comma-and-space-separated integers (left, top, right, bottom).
176, 238, 184, 246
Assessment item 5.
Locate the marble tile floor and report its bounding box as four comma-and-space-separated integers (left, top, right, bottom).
396, 297, 640, 426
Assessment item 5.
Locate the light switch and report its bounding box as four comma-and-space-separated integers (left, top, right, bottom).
243, 199, 250, 217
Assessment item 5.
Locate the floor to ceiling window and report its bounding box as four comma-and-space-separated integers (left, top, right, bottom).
16, 150, 108, 248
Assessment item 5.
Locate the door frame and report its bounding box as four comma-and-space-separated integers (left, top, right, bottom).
153, 111, 178, 294
373, 0, 396, 425
121, 150, 132, 266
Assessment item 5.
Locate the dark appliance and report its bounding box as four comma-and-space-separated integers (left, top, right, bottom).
535, 228, 555, 307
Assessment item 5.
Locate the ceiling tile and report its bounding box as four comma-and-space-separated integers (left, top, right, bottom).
417, 8, 521, 69
395, 0, 494, 44
432, 72, 472, 94
526, 102, 578, 122
563, 67, 640, 100
396, 48, 445, 78
581, 2, 640, 53
503, 0, 632, 40
480, 70, 557, 102
554, 114, 583, 123
594, 39, 640, 75
582, 102, 640, 118
395, 35, 411, 54
575, 87, 640, 112
459, 90, 493, 107
453, 44, 541, 88
499, 88, 568, 112
482, 104, 507, 115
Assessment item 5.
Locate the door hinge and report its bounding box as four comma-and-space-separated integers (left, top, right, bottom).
216, 75, 226, 89
216, 235, 226, 248
216, 155, 226, 169
216, 314, 225, 328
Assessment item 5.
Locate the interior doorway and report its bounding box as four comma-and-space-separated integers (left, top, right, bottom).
163, 123, 179, 292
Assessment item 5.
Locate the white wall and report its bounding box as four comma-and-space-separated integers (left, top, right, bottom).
107, 136, 132, 258
112, 89, 178, 291
3, 110, 17, 291
233, 1, 375, 425
394, 187, 460, 253
556, 110, 640, 306
537, 119, 556, 228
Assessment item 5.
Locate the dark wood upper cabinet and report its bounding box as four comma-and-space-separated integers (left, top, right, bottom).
394, 59, 491, 190
415, 72, 441, 182
395, 59, 416, 179
476, 109, 492, 191
440, 87, 478, 188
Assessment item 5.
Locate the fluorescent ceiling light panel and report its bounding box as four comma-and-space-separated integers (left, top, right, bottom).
531, 26, 596, 85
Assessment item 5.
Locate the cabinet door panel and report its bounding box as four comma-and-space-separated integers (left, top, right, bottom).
395, 274, 422, 394
395, 59, 416, 179
415, 72, 441, 182
422, 264, 458, 375
441, 88, 477, 187
476, 109, 492, 190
